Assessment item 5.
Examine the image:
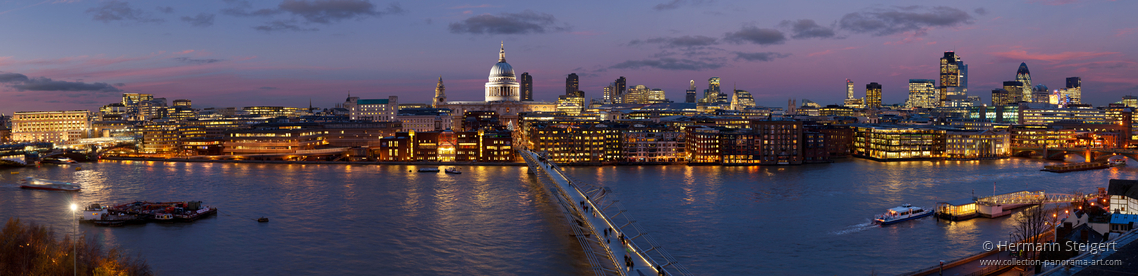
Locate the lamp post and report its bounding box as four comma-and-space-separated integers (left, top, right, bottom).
69, 203, 77, 276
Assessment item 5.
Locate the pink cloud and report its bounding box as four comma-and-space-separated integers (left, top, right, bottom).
1050, 60, 1137, 69
1116, 27, 1138, 37
806, 50, 833, 57
806, 47, 859, 57
988, 50, 1119, 63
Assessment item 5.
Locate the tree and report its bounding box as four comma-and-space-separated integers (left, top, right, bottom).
1009, 199, 1061, 271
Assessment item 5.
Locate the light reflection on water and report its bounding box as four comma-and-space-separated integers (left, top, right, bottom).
562, 158, 1138, 275
0, 161, 585, 276
4, 158, 1135, 275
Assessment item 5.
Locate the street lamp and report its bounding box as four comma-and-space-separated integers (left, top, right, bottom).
69, 203, 77, 276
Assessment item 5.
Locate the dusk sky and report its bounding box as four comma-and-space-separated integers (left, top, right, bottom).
1, 0, 1136, 114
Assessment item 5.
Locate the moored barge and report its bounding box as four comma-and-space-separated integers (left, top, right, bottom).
1042, 161, 1110, 173
80, 201, 217, 225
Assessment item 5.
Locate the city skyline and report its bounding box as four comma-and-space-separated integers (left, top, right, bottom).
0, 0, 1136, 114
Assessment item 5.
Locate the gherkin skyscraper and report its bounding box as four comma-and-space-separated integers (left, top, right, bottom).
1016, 62, 1032, 102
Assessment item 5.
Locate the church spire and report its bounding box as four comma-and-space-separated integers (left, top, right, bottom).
434, 76, 447, 108
498, 41, 506, 63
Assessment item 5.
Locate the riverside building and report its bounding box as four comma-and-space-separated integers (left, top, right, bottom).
11, 110, 91, 142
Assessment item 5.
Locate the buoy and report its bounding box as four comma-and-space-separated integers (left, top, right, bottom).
9, 172, 18, 174
75, 167, 82, 171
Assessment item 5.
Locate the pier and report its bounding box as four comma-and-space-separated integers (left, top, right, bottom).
938, 190, 1098, 220
519, 149, 691, 276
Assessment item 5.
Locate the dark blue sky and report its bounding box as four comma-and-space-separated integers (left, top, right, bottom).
0, 0, 1134, 114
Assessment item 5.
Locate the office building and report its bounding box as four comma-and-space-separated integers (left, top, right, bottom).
685, 80, 697, 103
1016, 62, 1033, 102
939, 52, 967, 105
615, 76, 627, 102
223, 124, 328, 155
397, 108, 452, 132
11, 110, 91, 142
566, 73, 579, 96
732, 90, 756, 110
520, 72, 533, 101
1062, 77, 1082, 104
991, 89, 1014, 107
1002, 81, 1024, 104
703, 77, 721, 104
1032, 84, 1050, 103
343, 96, 399, 121
853, 125, 945, 160
866, 82, 882, 108
907, 79, 937, 108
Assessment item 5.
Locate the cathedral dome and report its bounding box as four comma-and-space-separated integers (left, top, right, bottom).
485, 42, 520, 101
489, 61, 515, 81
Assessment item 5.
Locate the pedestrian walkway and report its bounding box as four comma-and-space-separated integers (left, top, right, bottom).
520, 149, 690, 276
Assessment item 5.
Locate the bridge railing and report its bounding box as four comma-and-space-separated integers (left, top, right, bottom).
526, 149, 693, 276
518, 150, 620, 276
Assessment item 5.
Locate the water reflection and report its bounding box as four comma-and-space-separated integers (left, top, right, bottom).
562, 158, 1138, 275
1, 161, 583, 276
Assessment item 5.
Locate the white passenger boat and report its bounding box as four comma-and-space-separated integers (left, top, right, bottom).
873, 204, 934, 225
18, 177, 81, 191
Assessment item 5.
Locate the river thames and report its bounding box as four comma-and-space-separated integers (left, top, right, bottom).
0, 158, 1133, 275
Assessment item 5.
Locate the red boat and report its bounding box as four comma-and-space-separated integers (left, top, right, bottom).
18, 177, 81, 191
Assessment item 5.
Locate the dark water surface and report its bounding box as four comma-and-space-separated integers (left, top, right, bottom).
0, 161, 587, 275
1, 158, 1133, 275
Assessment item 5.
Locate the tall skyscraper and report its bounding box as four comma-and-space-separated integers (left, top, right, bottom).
1016, 62, 1032, 102
685, 80, 697, 103
843, 79, 863, 108
866, 82, 882, 108
703, 77, 721, 104
615, 76, 627, 102
939, 52, 966, 105
566, 73, 579, 96
520, 72, 533, 101
433, 76, 446, 108
846, 79, 854, 99
1063, 77, 1082, 104
603, 83, 616, 104
906, 79, 937, 108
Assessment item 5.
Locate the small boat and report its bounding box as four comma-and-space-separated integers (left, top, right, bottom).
257, 217, 269, 222
154, 213, 174, 221
873, 204, 934, 225
1109, 158, 1127, 167
79, 204, 139, 226
417, 167, 440, 173
18, 177, 81, 191
445, 167, 462, 174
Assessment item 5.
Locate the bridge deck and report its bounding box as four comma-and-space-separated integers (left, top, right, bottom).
521, 149, 688, 276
